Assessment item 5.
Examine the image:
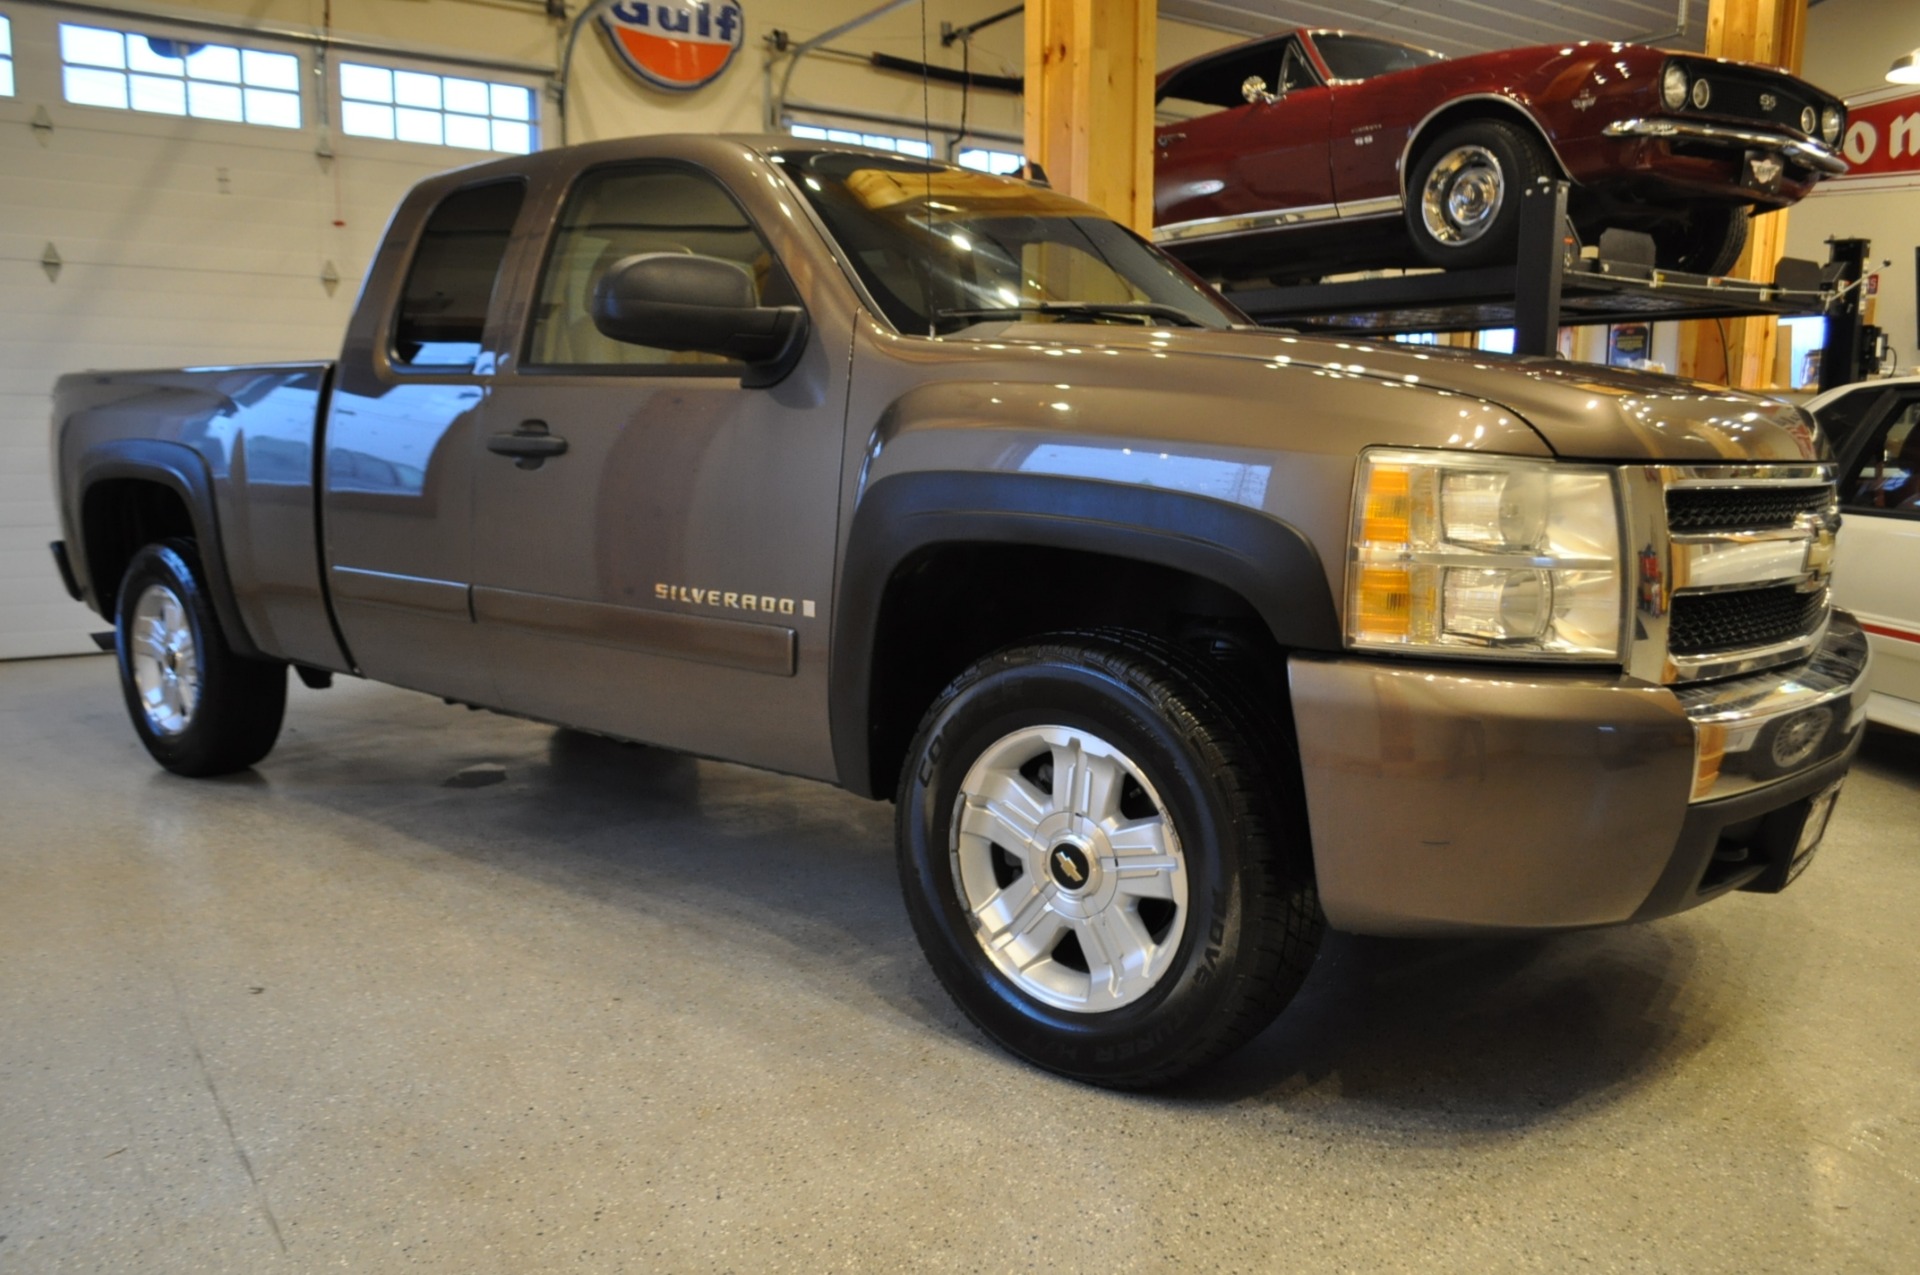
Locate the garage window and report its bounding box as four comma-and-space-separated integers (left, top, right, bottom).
58, 24, 301, 127
338, 62, 535, 154
1, 16, 14, 97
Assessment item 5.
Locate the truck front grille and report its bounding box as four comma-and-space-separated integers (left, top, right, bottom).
1667, 585, 1827, 655
1666, 486, 1830, 533
1624, 464, 1838, 685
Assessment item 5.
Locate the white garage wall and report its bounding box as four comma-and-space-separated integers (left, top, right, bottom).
0, 0, 1233, 660
0, 2, 548, 658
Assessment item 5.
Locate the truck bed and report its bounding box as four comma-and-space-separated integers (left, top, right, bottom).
52, 362, 343, 671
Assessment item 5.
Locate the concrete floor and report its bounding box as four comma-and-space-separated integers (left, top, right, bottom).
1, 654, 1916, 1273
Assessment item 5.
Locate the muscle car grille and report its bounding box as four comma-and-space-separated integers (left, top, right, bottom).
1684, 67, 1816, 133
1668, 585, 1827, 656
1666, 485, 1831, 532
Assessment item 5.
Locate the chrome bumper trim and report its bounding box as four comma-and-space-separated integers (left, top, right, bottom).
1677, 611, 1871, 803
1603, 117, 1847, 175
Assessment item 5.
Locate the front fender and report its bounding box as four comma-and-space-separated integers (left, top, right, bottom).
829, 470, 1339, 797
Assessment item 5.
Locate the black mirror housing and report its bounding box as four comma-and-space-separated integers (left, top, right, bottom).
590, 253, 807, 386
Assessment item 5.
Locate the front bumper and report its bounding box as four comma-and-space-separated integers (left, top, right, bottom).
1288, 612, 1870, 936
1602, 117, 1847, 176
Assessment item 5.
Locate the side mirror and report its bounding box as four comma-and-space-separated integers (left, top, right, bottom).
590, 253, 807, 386
1241, 75, 1277, 105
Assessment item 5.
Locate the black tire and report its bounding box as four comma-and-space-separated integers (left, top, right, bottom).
1405, 118, 1555, 270
894, 632, 1322, 1088
1651, 204, 1750, 276
114, 539, 286, 777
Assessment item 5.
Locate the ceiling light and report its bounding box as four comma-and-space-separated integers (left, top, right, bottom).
1890, 48, 1920, 83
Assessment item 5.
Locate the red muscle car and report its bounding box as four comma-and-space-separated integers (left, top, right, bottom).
1152, 29, 1846, 283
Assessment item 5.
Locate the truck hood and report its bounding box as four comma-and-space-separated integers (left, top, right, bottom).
973, 326, 1824, 464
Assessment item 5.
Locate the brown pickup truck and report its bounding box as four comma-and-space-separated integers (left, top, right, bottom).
49, 135, 1870, 1087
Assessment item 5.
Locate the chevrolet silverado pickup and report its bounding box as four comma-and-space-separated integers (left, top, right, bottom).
49, 135, 1870, 1087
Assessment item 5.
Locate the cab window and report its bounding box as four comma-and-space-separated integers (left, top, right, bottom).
1842, 398, 1920, 514
391, 180, 525, 369
1156, 39, 1298, 121
523, 164, 794, 372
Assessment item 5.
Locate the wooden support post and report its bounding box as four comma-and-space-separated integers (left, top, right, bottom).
1024, 0, 1155, 233
1676, 0, 1808, 388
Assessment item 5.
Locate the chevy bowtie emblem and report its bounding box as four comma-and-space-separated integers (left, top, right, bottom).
1054, 849, 1085, 884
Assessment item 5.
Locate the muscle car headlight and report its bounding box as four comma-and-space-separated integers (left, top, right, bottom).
1662, 63, 1689, 111
1348, 450, 1624, 660
1690, 77, 1712, 109
1800, 106, 1818, 135
1821, 106, 1843, 143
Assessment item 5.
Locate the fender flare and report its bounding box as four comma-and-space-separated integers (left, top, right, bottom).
830, 471, 1341, 797
73, 438, 264, 660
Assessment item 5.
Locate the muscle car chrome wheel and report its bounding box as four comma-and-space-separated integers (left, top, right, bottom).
1421, 144, 1505, 246
949, 724, 1189, 1013
113, 539, 287, 777
895, 632, 1323, 1087
1405, 119, 1552, 270
129, 582, 200, 735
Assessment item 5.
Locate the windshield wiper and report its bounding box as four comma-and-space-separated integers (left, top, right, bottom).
931, 301, 1207, 328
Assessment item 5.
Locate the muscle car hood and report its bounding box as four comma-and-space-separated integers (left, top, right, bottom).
972, 326, 1822, 464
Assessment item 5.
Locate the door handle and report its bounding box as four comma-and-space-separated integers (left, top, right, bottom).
1156, 133, 1185, 149
487, 420, 568, 470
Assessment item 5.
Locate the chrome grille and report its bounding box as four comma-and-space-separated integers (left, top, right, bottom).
1668, 585, 1827, 655
1621, 464, 1838, 685
1666, 486, 1830, 533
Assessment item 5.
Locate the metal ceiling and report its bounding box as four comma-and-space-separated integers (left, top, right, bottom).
1158, 0, 1705, 58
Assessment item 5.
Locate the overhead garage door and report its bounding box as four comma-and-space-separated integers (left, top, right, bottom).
0, 2, 544, 658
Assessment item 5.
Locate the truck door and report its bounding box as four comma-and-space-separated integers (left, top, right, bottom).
321, 178, 525, 705
469, 161, 847, 779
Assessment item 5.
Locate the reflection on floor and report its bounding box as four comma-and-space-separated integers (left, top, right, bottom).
3, 654, 1916, 1272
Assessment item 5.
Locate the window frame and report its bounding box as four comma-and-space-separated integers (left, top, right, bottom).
335, 58, 539, 155
513, 159, 802, 379
54, 20, 303, 130
0, 14, 15, 99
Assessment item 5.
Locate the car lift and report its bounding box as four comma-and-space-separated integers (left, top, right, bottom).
1222, 180, 1872, 392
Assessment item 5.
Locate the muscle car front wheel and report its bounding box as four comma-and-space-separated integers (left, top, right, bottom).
1407, 119, 1553, 270
894, 632, 1322, 1088
1650, 204, 1750, 276
113, 539, 286, 777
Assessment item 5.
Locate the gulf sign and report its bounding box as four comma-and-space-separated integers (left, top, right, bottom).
600, 2, 744, 93
1825, 85, 1920, 193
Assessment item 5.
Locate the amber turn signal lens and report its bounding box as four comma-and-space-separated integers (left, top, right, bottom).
1354, 567, 1412, 637
1692, 723, 1727, 800
1362, 465, 1411, 543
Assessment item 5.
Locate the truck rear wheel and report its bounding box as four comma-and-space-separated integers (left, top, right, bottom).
895, 633, 1321, 1088
114, 539, 286, 777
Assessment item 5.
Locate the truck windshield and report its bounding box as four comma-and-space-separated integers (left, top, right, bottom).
774, 149, 1243, 337
1311, 33, 1446, 81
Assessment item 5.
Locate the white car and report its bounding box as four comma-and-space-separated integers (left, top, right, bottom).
1807, 376, 1920, 733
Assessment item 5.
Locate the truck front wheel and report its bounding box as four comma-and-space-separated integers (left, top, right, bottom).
895, 634, 1321, 1087
114, 539, 286, 777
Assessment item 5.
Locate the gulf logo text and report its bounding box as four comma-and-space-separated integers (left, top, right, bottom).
601, 3, 746, 93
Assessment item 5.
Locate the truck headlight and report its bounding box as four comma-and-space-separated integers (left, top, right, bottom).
1348, 450, 1625, 659
1662, 63, 1689, 111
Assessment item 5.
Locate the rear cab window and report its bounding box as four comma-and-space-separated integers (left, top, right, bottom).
391, 179, 526, 370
